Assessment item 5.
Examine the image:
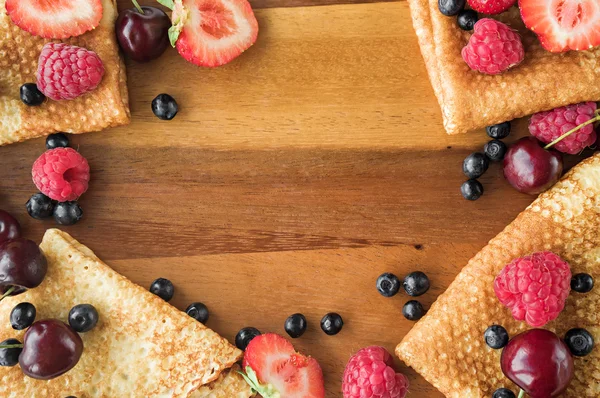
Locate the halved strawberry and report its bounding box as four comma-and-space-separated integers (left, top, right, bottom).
520, 0, 600, 52
242, 333, 325, 398
5, 0, 103, 39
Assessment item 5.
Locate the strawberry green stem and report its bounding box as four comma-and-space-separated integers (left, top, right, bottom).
517, 389, 525, 398
0, 286, 16, 303
0, 343, 23, 349
132, 0, 144, 14
544, 115, 600, 150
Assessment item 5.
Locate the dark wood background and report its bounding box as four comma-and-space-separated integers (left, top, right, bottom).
0, 0, 592, 396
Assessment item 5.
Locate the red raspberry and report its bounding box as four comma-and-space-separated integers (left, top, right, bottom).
467, 0, 516, 15
32, 148, 90, 202
342, 346, 409, 398
494, 252, 571, 327
461, 19, 524, 75
36, 43, 104, 101
529, 102, 598, 155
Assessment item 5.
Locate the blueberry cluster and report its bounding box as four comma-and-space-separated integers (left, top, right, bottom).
438, 0, 479, 31
376, 270, 431, 321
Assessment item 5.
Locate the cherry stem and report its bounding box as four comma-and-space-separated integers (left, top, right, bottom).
544, 115, 600, 150
0, 286, 16, 302
517, 389, 525, 398
131, 0, 144, 14
0, 343, 23, 349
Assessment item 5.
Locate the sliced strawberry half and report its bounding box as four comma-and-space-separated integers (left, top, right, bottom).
242, 333, 325, 398
5, 0, 103, 39
520, 0, 600, 52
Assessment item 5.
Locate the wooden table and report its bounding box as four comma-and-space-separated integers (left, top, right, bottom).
0, 0, 590, 396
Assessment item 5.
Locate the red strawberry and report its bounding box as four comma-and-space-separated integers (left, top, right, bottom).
5, 0, 103, 40
242, 333, 325, 398
467, 0, 516, 15
520, 0, 600, 52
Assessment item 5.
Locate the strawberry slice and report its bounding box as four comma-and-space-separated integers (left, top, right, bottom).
520, 0, 600, 52
242, 333, 325, 398
5, 0, 103, 39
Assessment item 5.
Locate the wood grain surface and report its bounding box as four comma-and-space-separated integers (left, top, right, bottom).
0, 1, 594, 397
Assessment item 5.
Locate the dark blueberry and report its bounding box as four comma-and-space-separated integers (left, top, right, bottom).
571, 273, 594, 293
461, 179, 484, 201
235, 327, 261, 351
0, 338, 22, 366
149, 278, 174, 301
463, 152, 489, 179
68, 304, 99, 333
484, 139, 507, 162
484, 325, 509, 349
185, 302, 209, 324
565, 328, 594, 357
53, 201, 83, 226
284, 313, 307, 339
457, 9, 478, 30
10, 302, 36, 330
403, 271, 430, 297
486, 122, 511, 139
65, 396, 77, 398
320, 313, 343, 335
438, 0, 465, 16
152, 94, 178, 120
402, 300, 425, 321
46, 133, 69, 149
493, 388, 516, 398
26, 193, 55, 220
376, 273, 401, 297
20, 83, 45, 106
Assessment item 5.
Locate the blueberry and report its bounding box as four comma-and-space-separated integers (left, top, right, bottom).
152, 94, 178, 120
320, 313, 343, 335
26, 193, 55, 220
484, 325, 509, 349
284, 313, 307, 338
438, 0, 465, 16
235, 327, 261, 351
10, 302, 36, 330
68, 304, 99, 333
20, 83, 45, 106
150, 278, 174, 301
486, 122, 511, 139
0, 338, 22, 366
46, 133, 69, 149
376, 273, 401, 297
186, 302, 209, 324
461, 179, 483, 201
457, 9, 478, 30
571, 273, 594, 293
493, 388, 516, 398
484, 139, 507, 162
53, 201, 83, 225
565, 328, 594, 357
463, 152, 489, 179
402, 300, 425, 321
403, 271, 430, 297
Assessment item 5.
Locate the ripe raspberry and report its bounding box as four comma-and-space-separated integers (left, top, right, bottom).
494, 252, 571, 327
32, 148, 90, 202
461, 19, 524, 75
342, 346, 409, 398
467, 0, 516, 15
529, 102, 598, 155
36, 43, 105, 101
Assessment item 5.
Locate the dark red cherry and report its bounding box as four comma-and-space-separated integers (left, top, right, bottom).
0, 238, 47, 298
501, 329, 573, 398
115, 3, 170, 63
19, 319, 83, 380
0, 210, 21, 243
503, 137, 563, 195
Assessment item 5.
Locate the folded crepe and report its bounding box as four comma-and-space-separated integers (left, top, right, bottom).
409, 0, 600, 134
396, 153, 600, 397
0, 0, 130, 146
191, 364, 254, 398
0, 229, 253, 397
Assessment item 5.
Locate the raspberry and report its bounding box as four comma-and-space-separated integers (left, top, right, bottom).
461, 19, 524, 75
36, 43, 104, 101
494, 252, 571, 327
529, 102, 598, 155
342, 346, 409, 398
32, 148, 90, 202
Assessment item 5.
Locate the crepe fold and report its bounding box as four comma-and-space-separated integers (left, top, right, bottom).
0, 229, 254, 397
0, 0, 130, 146
408, 0, 600, 134
396, 153, 600, 397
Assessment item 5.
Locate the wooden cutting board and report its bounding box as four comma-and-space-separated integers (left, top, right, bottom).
0, 0, 592, 396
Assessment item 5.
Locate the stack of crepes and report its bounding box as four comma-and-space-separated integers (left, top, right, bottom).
0, 0, 130, 146
396, 153, 600, 396
0, 229, 254, 397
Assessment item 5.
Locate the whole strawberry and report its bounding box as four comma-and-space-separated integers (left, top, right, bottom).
342, 346, 409, 398
467, 0, 516, 14
494, 252, 571, 327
